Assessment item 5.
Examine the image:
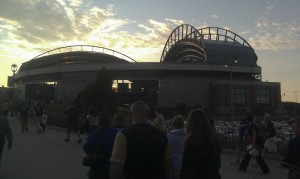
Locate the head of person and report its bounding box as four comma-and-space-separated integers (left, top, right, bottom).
88, 107, 97, 116
187, 108, 214, 142
130, 101, 149, 124
254, 116, 262, 124
237, 111, 245, 118
264, 113, 272, 123
172, 115, 184, 129
114, 112, 125, 125
155, 107, 161, 115
246, 114, 254, 123
288, 116, 300, 135
98, 111, 111, 129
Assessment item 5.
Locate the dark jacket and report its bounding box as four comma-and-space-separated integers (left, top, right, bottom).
180, 137, 221, 179
122, 123, 168, 179
282, 135, 300, 170
83, 128, 118, 178
0, 114, 13, 144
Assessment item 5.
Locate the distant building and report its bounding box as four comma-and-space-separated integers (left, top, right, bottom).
13, 24, 281, 114
0, 86, 12, 102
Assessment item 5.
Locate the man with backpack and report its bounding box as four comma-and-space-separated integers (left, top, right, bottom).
238, 114, 270, 175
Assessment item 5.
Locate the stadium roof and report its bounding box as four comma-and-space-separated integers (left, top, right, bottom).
19, 25, 259, 73
161, 24, 258, 67
19, 45, 136, 72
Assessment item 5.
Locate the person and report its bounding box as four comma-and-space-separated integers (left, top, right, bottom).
231, 111, 248, 165
86, 107, 98, 135
15, 100, 22, 121
64, 103, 82, 143
153, 107, 165, 132
34, 102, 44, 133
0, 106, 13, 167
110, 101, 174, 179
40, 110, 47, 132
20, 104, 29, 132
281, 116, 300, 179
113, 112, 125, 131
239, 114, 270, 174
1, 101, 10, 117
83, 111, 118, 179
167, 115, 186, 179
180, 108, 221, 179
262, 113, 281, 158
254, 116, 265, 143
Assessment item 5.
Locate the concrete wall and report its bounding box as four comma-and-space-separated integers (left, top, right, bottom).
159, 74, 212, 108
55, 71, 98, 101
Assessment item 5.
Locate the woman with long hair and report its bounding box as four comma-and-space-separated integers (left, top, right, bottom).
180, 108, 221, 179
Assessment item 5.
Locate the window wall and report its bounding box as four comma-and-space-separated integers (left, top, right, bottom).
257, 86, 270, 104
233, 85, 245, 105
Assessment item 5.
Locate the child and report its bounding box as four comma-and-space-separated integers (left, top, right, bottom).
40, 110, 47, 132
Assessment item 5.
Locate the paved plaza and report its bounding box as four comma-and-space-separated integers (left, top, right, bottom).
0, 117, 288, 179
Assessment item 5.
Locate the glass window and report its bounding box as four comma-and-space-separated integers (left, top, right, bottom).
257, 86, 269, 104
233, 85, 245, 104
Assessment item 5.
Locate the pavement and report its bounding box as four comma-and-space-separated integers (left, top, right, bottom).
0, 117, 289, 179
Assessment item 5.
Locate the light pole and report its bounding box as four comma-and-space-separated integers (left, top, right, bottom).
11, 63, 18, 116
225, 58, 238, 139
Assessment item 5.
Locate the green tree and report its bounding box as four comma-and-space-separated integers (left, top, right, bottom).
76, 67, 114, 114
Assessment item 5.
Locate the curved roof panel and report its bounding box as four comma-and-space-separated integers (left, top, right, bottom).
198, 27, 252, 48
19, 45, 136, 72
161, 24, 206, 63
161, 25, 258, 67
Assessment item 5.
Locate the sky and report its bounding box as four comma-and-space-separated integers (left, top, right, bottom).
0, 0, 300, 102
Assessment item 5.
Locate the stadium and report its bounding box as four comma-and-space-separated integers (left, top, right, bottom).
13, 24, 281, 114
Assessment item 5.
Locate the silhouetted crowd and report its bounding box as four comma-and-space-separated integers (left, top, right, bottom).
63, 101, 221, 179
1, 100, 299, 179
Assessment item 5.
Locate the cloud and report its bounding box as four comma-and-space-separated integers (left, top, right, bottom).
0, 1, 128, 56
223, 26, 230, 30
166, 18, 184, 26
211, 14, 218, 19
255, 19, 269, 28
197, 22, 209, 29
138, 24, 154, 32
0, 0, 183, 62
239, 30, 251, 35
67, 0, 83, 7
266, 4, 274, 10
249, 18, 300, 50
264, 3, 275, 15
148, 19, 171, 34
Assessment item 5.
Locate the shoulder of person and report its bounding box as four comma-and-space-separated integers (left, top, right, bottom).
0, 116, 10, 128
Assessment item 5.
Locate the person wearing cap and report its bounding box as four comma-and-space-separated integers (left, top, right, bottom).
281, 116, 300, 179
